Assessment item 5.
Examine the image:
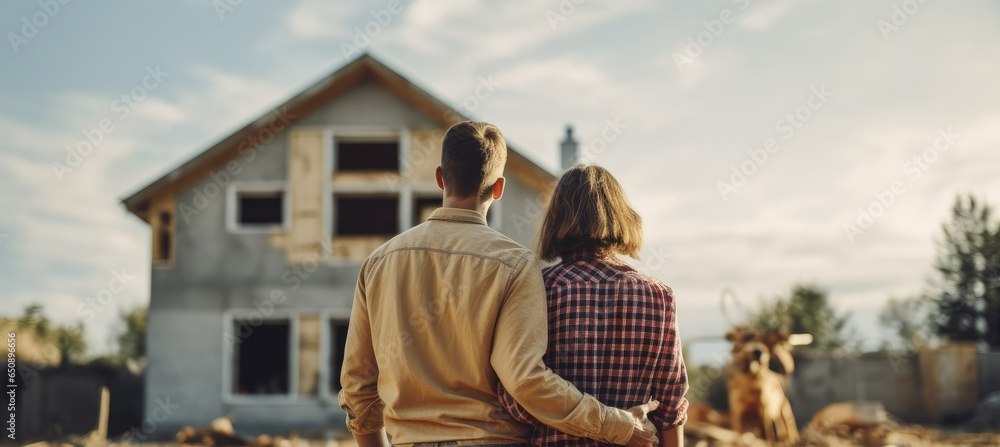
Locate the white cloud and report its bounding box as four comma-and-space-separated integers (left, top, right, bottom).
0, 63, 294, 354
382, 0, 657, 62
406, 0, 477, 27
739, 0, 799, 30
287, 0, 361, 39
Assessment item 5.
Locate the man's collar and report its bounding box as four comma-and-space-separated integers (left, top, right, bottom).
427, 207, 488, 225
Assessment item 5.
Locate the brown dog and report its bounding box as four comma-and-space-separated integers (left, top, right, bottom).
725, 329, 799, 444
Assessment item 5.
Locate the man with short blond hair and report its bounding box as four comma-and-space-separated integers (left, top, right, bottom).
339, 121, 660, 447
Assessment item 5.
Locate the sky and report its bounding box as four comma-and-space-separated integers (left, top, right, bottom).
1, 0, 999, 363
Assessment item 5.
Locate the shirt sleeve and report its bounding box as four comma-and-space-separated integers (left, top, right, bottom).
490, 253, 635, 445
338, 258, 386, 435
648, 286, 689, 430
496, 381, 541, 427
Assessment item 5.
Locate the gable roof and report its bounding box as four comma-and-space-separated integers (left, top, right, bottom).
121, 53, 556, 221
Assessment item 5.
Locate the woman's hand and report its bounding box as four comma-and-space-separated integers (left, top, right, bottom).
625, 401, 660, 447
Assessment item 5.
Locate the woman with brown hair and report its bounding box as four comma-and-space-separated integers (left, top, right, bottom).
497, 164, 689, 447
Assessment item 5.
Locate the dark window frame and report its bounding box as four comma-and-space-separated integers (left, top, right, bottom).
333, 195, 399, 236
236, 191, 286, 226
155, 212, 172, 261
232, 318, 291, 396
329, 320, 351, 392
334, 138, 401, 173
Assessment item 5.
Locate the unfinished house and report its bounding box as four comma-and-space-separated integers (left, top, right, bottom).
121, 54, 571, 435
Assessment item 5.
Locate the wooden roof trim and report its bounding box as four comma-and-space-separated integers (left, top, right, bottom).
121, 54, 557, 219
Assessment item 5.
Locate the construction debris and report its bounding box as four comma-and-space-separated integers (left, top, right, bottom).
176, 417, 249, 446
175, 417, 332, 447
688, 403, 731, 428
966, 391, 1000, 431
684, 421, 768, 447
809, 401, 896, 432
177, 417, 278, 447
799, 424, 1000, 447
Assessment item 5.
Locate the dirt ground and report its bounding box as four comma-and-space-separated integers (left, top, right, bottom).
23, 438, 360, 447
791, 425, 999, 447
20, 427, 1000, 447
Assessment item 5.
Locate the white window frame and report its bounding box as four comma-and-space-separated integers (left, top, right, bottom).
321, 127, 413, 266
222, 309, 355, 405
226, 180, 290, 234
222, 309, 301, 404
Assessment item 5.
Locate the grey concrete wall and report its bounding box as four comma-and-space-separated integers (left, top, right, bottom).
497, 174, 545, 249
978, 352, 1000, 398
786, 346, 987, 426
785, 353, 925, 426
145, 78, 552, 435
296, 80, 441, 128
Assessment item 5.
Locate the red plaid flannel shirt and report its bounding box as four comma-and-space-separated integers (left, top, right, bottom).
497, 251, 689, 446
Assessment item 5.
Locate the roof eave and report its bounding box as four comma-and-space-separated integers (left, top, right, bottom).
120, 53, 558, 217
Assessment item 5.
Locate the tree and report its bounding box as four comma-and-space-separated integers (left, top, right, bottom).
17, 304, 50, 338
927, 194, 1000, 348
745, 284, 853, 355
878, 296, 932, 351
13, 304, 87, 365
54, 323, 87, 364
116, 306, 147, 361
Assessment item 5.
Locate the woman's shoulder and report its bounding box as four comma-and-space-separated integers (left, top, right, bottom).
541, 261, 580, 285
541, 256, 617, 283
616, 268, 675, 300
544, 258, 672, 294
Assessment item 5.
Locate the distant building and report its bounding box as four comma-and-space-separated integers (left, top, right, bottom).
121, 54, 575, 435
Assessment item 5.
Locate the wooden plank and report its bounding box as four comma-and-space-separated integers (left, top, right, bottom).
287, 129, 326, 265
95, 386, 109, 440
918, 343, 979, 423
298, 315, 320, 396
333, 171, 403, 183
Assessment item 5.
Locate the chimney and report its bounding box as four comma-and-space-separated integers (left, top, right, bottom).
560, 125, 579, 171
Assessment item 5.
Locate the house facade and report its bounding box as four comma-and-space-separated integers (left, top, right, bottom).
121, 54, 568, 436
